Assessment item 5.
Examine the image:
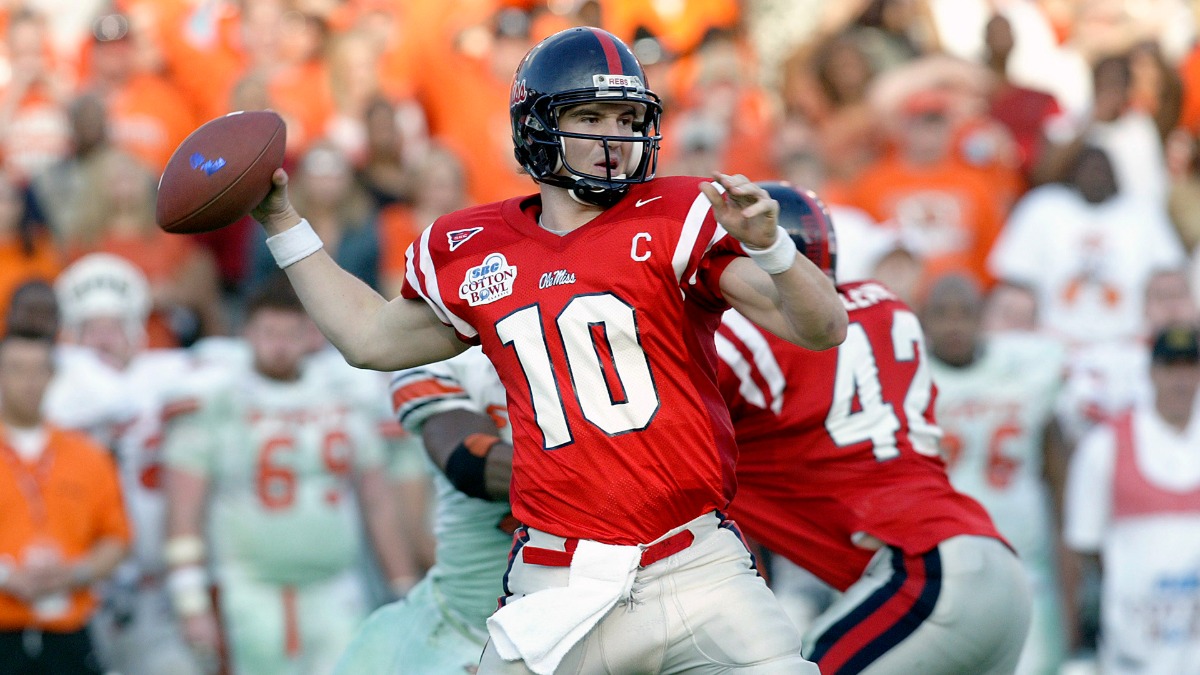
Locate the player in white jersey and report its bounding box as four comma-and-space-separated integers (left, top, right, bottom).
923, 273, 1070, 675
44, 254, 206, 675
335, 346, 513, 674
1056, 267, 1200, 444
1065, 324, 1200, 675
161, 275, 412, 675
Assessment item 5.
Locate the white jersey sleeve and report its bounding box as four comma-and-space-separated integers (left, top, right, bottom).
43, 345, 136, 440
159, 367, 233, 477
1063, 424, 1116, 553
390, 348, 501, 433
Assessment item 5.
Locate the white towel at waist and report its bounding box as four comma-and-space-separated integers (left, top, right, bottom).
486, 539, 641, 675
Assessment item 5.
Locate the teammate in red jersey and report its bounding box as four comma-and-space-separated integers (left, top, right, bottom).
718, 183, 1031, 675
249, 27, 845, 675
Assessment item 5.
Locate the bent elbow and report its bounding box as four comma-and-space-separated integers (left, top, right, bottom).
804, 309, 848, 351
340, 342, 383, 370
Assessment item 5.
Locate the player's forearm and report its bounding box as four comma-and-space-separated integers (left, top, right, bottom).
770, 257, 848, 350
395, 476, 437, 570
279, 249, 397, 367
71, 537, 128, 589
724, 256, 847, 351
424, 409, 512, 501
164, 467, 208, 540
260, 210, 463, 371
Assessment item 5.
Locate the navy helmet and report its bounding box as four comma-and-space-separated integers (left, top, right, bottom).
510, 27, 662, 207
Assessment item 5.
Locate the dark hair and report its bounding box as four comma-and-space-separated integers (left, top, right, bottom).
0, 324, 56, 355
1092, 53, 1132, 89
4, 280, 58, 337
1152, 324, 1200, 365
244, 272, 305, 319
856, 0, 889, 28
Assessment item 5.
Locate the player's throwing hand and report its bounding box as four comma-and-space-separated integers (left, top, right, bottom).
700, 172, 780, 249
251, 168, 301, 234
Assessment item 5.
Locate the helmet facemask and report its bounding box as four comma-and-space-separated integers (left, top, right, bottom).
516, 83, 662, 207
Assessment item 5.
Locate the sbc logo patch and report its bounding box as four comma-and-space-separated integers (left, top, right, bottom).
460, 253, 517, 306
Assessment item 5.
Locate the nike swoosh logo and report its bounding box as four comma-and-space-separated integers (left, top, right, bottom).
635, 196, 662, 207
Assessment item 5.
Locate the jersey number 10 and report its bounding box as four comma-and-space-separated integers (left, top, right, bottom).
496, 293, 660, 449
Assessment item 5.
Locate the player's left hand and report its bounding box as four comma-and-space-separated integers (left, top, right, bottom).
700, 172, 780, 249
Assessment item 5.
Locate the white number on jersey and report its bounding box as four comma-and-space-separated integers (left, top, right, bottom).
824, 310, 939, 461
495, 293, 659, 449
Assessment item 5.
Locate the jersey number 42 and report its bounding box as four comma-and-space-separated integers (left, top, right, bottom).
825, 310, 942, 461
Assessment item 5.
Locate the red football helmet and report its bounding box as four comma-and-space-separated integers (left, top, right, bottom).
758, 182, 838, 281
510, 27, 663, 207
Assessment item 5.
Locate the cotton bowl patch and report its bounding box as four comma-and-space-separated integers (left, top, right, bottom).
460, 253, 517, 306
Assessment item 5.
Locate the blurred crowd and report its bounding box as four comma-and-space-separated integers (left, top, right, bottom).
3, 0, 1200, 673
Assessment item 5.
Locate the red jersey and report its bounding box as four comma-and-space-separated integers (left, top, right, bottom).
717, 280, 1002, 591
402, 176, 740, 545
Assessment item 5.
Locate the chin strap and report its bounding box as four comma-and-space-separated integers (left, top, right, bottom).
567, 172, 628, 208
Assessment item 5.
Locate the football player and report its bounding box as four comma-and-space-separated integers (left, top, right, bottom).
251, 26, 845, 675
49, 254, 205, 675
334, 347, 512, 674
718, 183, 1030, 675
160, 275, 411, 675
925, 272, 1071, 674
1065, 324, 1200, 674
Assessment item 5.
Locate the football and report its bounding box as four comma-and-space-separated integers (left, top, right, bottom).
155, 110, 286, 234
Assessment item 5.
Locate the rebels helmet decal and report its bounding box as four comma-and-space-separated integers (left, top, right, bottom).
758, 182, 838, 281
510, 27, 662, 207
511, 79, 529, 106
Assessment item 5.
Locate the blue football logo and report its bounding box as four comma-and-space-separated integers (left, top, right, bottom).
190, 152, 227, 176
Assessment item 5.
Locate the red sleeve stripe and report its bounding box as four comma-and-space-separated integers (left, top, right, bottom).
389, 369, 472, 427
161, 398, 200, 421
391, 378, 467, 411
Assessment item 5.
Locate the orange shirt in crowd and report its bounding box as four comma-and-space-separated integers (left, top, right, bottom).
270, 60, 335, 161
0, 233, 61, 323
106, 73, 196, 172
0, 86, 70, 185
417, 45, 533, 205
378, 205, 420, 280
154, 0, 247, 123
1179, 44, 1200, 135
718, 89, 778, 180
599, 0, 739, 55
846, 154, 1007, 286
0, 425, 131, 633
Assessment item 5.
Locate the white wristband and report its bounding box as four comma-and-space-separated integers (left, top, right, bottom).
164, 535, 206, 567
167, 564, 210, 617
743, 226, 797, 275
266, 218, 323, 268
